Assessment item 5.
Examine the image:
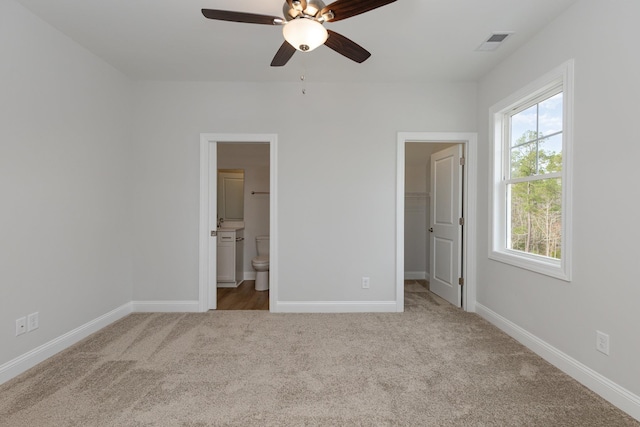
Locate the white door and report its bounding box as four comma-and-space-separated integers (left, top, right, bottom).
429, 145, 463, 307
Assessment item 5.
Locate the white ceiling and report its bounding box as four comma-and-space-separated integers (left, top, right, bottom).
16, 0, 578, 83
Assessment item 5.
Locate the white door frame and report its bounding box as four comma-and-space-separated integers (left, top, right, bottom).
199, 133, 278, 312
396, 132, 477, 312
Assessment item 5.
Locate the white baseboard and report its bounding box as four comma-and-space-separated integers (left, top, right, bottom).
405, 271, 429, 280
131, 300, 200, 312
216, 282, 240, 289
0, 302, 132, 385
244, 271, 256, 280
273, 301, 398, 313
476, 303, 640, 421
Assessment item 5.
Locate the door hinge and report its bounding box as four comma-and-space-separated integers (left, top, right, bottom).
210, 230, 217, 237
458, 277, 464, 286
459, 217, 464, 226
460, 157, 465, 166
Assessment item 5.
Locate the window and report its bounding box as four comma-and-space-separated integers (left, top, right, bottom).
490, 61, 573, 281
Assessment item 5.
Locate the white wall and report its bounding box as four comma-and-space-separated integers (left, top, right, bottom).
131, 81, 476, 303
217, 143, 270, 276
476, 0, 640, 400
0, 0, 133, 366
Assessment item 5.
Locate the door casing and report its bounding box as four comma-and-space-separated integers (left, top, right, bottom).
396, 132, 477, 312
199, 133, 278, 312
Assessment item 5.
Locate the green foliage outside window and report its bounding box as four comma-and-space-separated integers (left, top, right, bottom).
509, 130, 563, 259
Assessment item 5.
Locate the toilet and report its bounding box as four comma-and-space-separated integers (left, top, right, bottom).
252, 235, 269, 291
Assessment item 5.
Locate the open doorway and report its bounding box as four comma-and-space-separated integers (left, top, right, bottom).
199, 134, 278, 313
404, 143, 456, 281
396, 132, 477, 312
216, 144, 270, 310
405, 142, 462, 306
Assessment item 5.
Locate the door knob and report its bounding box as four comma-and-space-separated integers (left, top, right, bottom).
429, 227, 433, 232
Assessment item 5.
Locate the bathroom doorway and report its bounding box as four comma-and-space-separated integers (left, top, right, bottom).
216, 143, 270, 310
199, 134, 278, 313
396, 132, 477, 312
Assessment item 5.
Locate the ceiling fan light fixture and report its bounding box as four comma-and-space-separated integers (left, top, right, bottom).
283, 18, 328, 52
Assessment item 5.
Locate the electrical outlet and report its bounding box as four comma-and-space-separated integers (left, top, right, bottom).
362, 277, 370, 289
15, 317, 27, 336
27, 312, 39, 332
596, 331, 610, 355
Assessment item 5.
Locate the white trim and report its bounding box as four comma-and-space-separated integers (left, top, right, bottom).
404, 271, 427, 280
199, 133, 278, 313
0, 302, 132, 385
198, 137, 213, 312
269, 136, 279, 312
397, 132, 478, 312
274, 301, 398, 313
488, 59, 574, 282
243, 271, 257, 281
396, 139, 406, 312
131, 301, 200, 313
476, 303, 640, 421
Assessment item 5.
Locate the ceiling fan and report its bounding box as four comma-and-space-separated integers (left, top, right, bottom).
202, 0, 397, 66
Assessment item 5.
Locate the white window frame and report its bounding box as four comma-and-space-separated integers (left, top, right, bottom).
489, 60, 574, 281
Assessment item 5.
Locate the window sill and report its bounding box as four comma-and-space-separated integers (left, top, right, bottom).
489, 249, 571, 282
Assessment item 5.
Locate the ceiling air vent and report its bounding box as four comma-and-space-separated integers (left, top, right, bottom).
476, 33, 513, 51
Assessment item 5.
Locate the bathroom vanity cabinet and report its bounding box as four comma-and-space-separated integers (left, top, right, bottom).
216, 228, 244, 287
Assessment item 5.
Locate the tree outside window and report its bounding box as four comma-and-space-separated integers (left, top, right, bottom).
507, 92, 563, 260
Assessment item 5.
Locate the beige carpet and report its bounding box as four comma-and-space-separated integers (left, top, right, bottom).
1, 281, 637, 426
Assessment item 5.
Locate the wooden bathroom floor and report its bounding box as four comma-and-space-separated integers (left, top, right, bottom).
216, 280, 269, 310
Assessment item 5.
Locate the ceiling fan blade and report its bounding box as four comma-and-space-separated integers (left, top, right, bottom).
271, 41, 296, 67
201, 9, 283, 25
320, 0, 397, 22
324, 30, 371, 63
